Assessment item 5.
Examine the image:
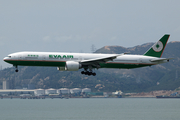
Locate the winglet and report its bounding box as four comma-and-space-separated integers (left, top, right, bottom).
144, 34, 170, 58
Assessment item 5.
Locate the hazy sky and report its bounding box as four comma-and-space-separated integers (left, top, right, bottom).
1, 0, 180, 68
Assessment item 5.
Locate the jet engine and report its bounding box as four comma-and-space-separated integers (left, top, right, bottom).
57, 67, 66, 71
57, 61, 81, 71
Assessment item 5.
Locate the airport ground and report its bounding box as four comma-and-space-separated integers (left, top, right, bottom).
1, 89, 180, 99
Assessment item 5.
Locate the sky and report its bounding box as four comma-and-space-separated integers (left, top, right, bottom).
1, 0, 180, 68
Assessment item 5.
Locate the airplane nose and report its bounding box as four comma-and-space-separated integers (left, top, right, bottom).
3, 57, 9, 61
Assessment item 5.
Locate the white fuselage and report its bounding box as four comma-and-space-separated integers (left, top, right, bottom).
3, 51, 168, 69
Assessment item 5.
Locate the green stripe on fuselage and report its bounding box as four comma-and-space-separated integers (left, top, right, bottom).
5, 60, 153, 69
5, 60, 66, 67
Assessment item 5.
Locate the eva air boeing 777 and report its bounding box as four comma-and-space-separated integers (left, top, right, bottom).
4, 34, 171, 76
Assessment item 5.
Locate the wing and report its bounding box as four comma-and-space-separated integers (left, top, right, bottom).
80, 54, 123, 68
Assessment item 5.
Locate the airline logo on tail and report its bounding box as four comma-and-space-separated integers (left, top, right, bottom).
152, 41, 163, 52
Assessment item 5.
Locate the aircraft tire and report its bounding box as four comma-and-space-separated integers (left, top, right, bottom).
88, 72, 92, 76
92, 73, 96, 76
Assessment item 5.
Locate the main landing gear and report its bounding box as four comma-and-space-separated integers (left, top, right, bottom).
81, 71, 96, 76
81, 67, 96, 76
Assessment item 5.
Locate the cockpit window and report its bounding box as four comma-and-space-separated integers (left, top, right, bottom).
8, 56, 11, 58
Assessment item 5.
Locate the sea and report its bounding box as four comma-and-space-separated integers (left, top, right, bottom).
0, 98, 179, 120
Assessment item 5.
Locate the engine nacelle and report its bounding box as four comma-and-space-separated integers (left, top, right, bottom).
57, 61, 81, 71
65, 61, 81, 71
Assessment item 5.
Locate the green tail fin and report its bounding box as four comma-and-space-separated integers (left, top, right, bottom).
144, 34, 170, 57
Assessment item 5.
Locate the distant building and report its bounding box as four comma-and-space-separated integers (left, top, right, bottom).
70, 88, 82, 94
3, 81, 9, 89
34, 89, 45, 96
82, 88, 91, 93
0, 89, 34, 96
45, 88, 57, 95
57, 88, 70, 94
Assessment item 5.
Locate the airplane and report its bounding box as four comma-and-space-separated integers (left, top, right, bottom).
3, 34, 171, 76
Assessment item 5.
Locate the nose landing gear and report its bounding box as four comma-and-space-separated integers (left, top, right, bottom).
15, 69, 18, 72
14, 65, 18, 72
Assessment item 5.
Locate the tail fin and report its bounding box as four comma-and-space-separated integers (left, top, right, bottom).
144, 34, 170, 58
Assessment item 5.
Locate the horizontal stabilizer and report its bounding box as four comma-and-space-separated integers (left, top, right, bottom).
150, 58, 174, 62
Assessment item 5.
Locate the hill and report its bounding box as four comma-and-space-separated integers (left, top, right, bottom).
0, 41, 180, 92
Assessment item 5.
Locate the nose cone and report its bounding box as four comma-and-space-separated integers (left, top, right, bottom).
3, 57, 9, 62
3, 55, 14, 65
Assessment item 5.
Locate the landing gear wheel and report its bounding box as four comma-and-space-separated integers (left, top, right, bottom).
92, 73, 96, 76
88, 72, 92, 76
85, 71, 89, 75
81, 68, 96, 76
14, 65, 18, 72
